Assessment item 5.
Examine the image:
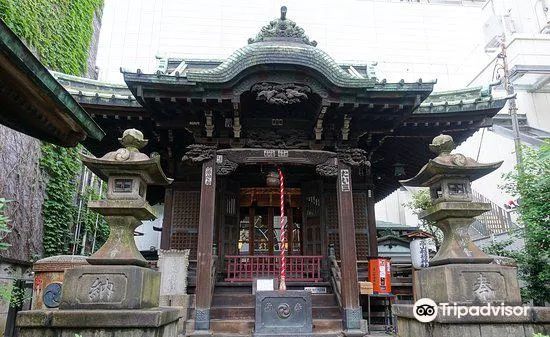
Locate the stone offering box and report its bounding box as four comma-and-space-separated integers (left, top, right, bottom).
31, 255, 88, 310
254, 290, 313, 337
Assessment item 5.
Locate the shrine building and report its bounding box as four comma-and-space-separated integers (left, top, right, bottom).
52, 7, 511, 335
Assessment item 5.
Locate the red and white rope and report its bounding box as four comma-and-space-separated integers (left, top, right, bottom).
278, 167, 286, 291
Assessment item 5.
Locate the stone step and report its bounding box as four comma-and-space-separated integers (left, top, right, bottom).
214, 281, 332, 294
185, 318, 344, 336
209, 334, 341, 337
209, 293, 338, 307
189, 306, 341, 320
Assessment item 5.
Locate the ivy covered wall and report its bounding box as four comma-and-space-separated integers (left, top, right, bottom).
0, 0, 107, 259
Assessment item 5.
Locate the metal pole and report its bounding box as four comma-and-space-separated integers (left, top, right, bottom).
499, 37, 522, 165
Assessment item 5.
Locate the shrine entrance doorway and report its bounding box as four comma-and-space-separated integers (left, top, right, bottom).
223, 187, 322, 283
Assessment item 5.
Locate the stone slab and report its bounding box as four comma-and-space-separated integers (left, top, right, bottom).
415, 264, 521, 305
255, 290, 313, 334
18, 324, 177, 337
17, 307, 181, 328
158, 249, 189, 296
59, 265, 160, 310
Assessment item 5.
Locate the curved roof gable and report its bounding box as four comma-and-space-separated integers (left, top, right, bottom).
185, 6, 377, 88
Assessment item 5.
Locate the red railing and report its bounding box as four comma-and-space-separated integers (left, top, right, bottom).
225, 255, 323, 282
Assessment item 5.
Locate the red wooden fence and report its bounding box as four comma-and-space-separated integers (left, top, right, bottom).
225, 255, 323, 282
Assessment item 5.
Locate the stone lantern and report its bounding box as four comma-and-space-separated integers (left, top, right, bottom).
400, 134, 501, 266
77, 128, 173, 267
399, 134, 521, 305
17, 129, 180, 337
58, 128, 173, 310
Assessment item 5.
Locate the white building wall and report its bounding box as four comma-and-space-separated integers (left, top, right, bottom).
374, 188, 419, 226
135, 204, 163, 251
455, 129, 517, 205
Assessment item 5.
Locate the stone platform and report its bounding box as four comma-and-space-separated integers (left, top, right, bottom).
16, 307, 181, 337
415, 264, 521, 305
393, 304, 550, 337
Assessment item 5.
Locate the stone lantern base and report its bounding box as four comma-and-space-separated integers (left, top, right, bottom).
59, 265, 160, 310
17, 264, 181, 337
17, 307, 180, 337
415, 264, 522, 305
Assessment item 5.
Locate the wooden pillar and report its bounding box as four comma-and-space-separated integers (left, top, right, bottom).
160, 188, 173, 250
366, 172, 378, 257
194, 159, 216, 332
249, 206, 255, 256
336, 162, 362, 331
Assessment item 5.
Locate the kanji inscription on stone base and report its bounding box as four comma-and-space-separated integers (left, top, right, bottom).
76, 274, 125, 304
88, 277, 115, 302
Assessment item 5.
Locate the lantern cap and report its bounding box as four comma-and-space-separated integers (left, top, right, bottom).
400, 134, 502, 187
80, 128, 173, 185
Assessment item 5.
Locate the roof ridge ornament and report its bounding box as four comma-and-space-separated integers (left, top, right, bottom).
247, 6, 318, 47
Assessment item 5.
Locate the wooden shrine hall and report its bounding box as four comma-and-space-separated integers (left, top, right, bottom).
52, 7, 512, 335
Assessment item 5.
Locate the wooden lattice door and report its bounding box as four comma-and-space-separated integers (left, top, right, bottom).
302, 180, 324, 256
353, 192, 369, 260
218, 179, 240, 266
324, 193, 340, 259
324, 191, 369, 260
170, 189, 200, 259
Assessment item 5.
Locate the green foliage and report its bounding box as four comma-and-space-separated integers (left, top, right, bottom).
0, 0, 103, 76
39, 144, 82, 256
533, 334, 550, 337
39, 145, 109, 256
77, 182, 109, 254
0, 282, 32, 308
481, 238, 519, 259
502, 141, 550, 305
403, 189, 443, 249
0, 198, 11, 250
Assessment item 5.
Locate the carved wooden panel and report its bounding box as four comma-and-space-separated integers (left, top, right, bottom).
170, 190, 200, 259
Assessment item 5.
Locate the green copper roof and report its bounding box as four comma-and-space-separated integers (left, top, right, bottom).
55, 71, 509, 116
51, 71, 141, 107
185, 41, 376, 87
0, 21, 104, 145
415, 83, 514, 114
